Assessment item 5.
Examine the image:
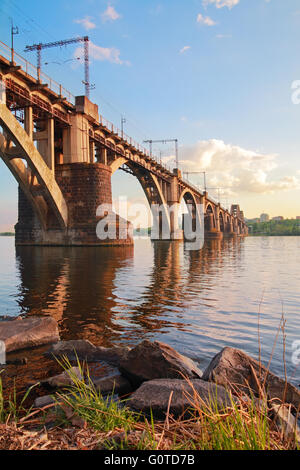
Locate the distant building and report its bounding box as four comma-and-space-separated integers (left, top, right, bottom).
296, 216, 300, 220
272, 216, 284, 221
246, 218, 260, 224
260, 213, 270, 222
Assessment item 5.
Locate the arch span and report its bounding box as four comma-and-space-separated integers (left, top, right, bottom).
205, 203, 216, 231
109, 157, 171, 237
0, 104, 68, 230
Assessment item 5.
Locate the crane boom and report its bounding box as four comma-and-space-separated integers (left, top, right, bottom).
25, 36, 90, 98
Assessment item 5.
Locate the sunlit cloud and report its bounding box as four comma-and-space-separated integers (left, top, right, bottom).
74, 41, 130, 66
197, 13, 217, 26
179, 139, 300, 195
74, 16, 96, 30
203, 0, 240, 9
179, 46, 191, 54
101, 5, 121, 22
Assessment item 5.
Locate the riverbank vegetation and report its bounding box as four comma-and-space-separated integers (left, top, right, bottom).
0, 361, 298, 451
0, 232, 14, 237
248, 219, 300, 236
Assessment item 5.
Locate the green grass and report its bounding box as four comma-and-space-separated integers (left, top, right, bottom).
43, 358, 296, 450
0, 357, 298, 450
52, 357, 139, 433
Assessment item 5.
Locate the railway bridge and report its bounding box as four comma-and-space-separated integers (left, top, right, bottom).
0, 41, 248, 246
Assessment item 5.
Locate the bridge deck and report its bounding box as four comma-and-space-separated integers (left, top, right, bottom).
0, 40, 245, 225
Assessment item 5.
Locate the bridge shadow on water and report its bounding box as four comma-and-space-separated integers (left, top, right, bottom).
15, 237, 245, 348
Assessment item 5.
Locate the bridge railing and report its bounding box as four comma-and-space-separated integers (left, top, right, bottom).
0, 41, 75, 105
99, 113, 174, 173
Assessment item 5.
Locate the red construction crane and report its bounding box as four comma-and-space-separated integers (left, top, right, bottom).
25, 36, 91, 98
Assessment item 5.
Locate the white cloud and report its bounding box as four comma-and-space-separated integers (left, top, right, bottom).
197, 14, 217, 26
179, 46, 191, 54
74, 41, 130, 66
101, 5, 121, 22
179, 139, 299, 194
203, 0, 240, 9
74, 16, 96, 30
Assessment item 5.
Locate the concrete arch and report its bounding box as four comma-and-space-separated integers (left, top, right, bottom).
105, 137, 116, 148
179, 187, 198, 205
110, 156, 168, 206
110, 156, 128, 174
205, 203, 216, 230
109, 156, 171, 236
0, 103, 68, 230
116, 143, 125, 155
31, 91, 52, 106
179, 188, 203, 237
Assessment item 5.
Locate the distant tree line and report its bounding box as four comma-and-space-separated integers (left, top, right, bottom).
248, 219, 300, 236
0, 232, 15, 236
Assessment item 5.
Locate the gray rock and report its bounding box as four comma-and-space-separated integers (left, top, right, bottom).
128, 378, 238, 419
41, 367, 82, 388
46, 340, 129, 366
119, 340, 202, 386
46, 339, 97, 360
34, 395, 56, 408
271, 403, 300, 443
92, 373, 132, 396
0, 316, 59, 353
203, 347, 300, 411
90, 345, 130, 367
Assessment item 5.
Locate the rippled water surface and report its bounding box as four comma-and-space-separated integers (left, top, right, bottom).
0, 236, 299, 384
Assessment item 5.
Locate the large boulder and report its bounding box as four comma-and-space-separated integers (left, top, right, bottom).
202, 347, 300, 411
0, 316, 59, 353
128, 378, 238, 419
119, 340, 202, 386
46, 340, 129, 366
92, 373, 132, 396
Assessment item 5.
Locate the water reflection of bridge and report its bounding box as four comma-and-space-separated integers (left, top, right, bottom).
16, 238, 244, 347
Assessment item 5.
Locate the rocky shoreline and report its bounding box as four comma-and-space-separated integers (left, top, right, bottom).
0, 315, 300, 443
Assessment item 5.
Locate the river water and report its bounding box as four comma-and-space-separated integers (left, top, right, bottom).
0, 236, 299, 385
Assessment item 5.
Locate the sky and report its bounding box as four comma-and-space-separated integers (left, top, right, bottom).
0, 0, 300, 230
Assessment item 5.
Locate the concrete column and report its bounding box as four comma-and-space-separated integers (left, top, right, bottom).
24, 106, 33, 140
36, 118, 54, 172
89, 140, 95, 163
63, 114, 89, 163
169, 176, 179, 204
169, 202, 183, 240
208, 213, 214, 231
215, 206, 221, 232
101, 147, 107, 165
47, 118, 55, 172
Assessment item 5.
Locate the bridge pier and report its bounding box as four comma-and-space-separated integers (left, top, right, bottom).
205, 213, 223, 239
55, 162, 132, 246
15, 162, 133, 246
